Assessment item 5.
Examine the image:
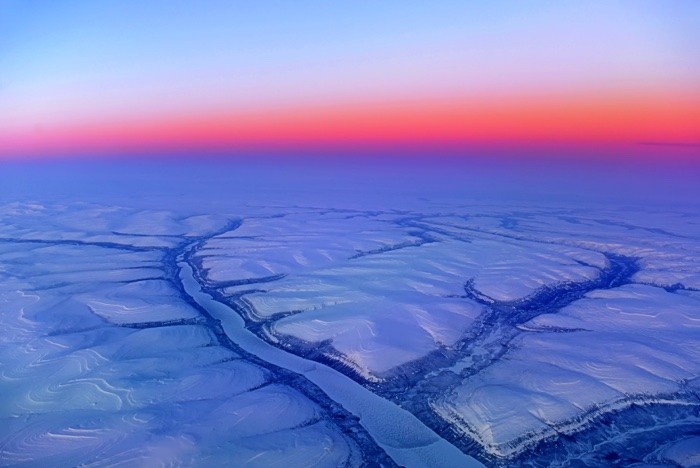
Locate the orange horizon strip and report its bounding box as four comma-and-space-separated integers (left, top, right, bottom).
2, 91, 699, 156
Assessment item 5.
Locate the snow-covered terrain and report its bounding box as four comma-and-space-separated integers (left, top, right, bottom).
188, 204, 700, 466
1, 162, 698, 466
0, 209, 392, 466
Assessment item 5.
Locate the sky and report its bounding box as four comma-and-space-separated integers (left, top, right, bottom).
1, 1, 699, 160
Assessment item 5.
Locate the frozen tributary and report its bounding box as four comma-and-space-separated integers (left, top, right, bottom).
179, 257, 483, 468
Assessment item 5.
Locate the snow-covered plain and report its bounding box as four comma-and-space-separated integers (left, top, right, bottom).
190, 205, 700, 465
0, 220, 387, 466
1, 161, 699, 466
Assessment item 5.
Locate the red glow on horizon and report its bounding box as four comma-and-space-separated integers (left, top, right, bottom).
2, 90, 699, 160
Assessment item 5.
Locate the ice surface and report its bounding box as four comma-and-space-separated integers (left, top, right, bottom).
1, 162, 699, 466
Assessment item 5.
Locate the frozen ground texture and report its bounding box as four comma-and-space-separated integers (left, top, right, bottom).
1, 193, 699, 466
0, 204, 396, 467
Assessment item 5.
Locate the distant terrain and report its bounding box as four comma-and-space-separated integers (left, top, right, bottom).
1, 161, 698, 466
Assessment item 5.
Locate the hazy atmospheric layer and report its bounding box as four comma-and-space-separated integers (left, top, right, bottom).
0, 159, 698, 467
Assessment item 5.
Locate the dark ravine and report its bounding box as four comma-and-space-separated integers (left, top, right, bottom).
372, 252, 650, 465
0, 236, 167, 253
517, 401, 700, 467
358, 252, 640, 398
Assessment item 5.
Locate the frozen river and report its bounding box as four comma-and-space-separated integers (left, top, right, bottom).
179, 258, 482, 467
